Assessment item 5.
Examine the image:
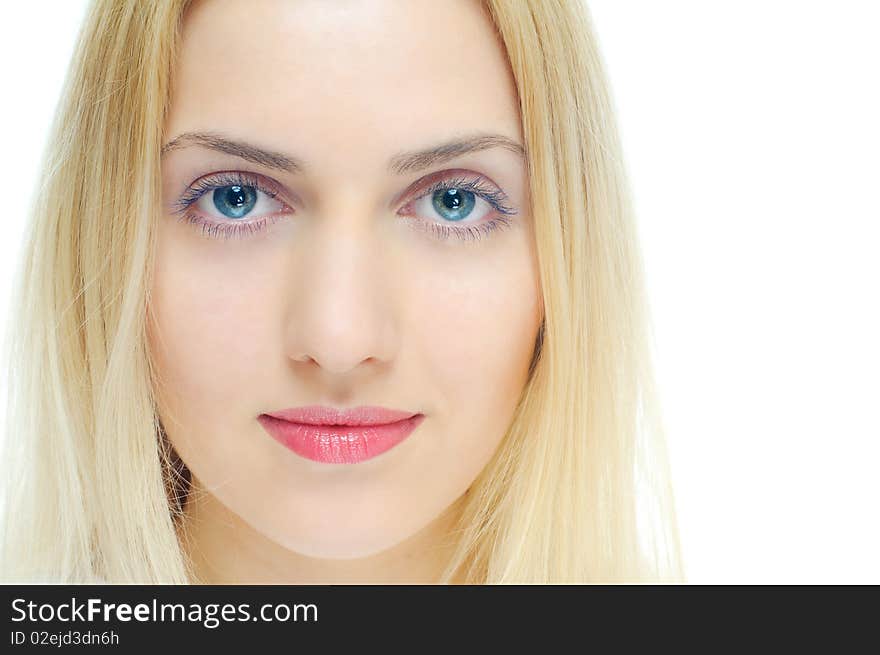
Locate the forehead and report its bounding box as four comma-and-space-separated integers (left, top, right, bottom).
166, 0, 522, 178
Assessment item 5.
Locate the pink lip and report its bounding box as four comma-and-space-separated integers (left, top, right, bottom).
258, 405, 424, 464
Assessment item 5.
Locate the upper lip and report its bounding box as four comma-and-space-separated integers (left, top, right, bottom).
262, 405, 419, 426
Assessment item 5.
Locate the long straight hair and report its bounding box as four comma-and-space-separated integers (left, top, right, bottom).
0, 0, 684, 583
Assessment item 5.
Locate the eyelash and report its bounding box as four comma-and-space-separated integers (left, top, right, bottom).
169, 171, 519, 242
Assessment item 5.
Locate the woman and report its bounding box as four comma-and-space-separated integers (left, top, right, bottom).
0, 0, 684, 583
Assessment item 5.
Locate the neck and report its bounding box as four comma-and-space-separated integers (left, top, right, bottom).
177, 477, 466, 584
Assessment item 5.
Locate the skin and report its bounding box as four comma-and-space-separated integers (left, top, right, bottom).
149, 0, 543, 584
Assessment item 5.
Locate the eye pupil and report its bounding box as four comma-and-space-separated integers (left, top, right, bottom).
227, 186, 248, 207
213, 184, 257, 218
432, 188, 475, 221
443, 189, 462, 209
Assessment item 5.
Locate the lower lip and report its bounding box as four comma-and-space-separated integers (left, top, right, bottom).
257, 414, 425, 464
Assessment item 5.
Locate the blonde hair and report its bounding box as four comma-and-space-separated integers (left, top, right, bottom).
0, 0, 684, 583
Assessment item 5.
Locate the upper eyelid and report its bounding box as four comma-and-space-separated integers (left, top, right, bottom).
408, 175, 518, 217
176, 170, 290, 211
188, 170, 283, 195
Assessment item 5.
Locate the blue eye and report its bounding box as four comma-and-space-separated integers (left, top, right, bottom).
213, 185, 258, 219
170, 170, 289, 234
432, 188, 476, 222
402, 174, 519, 240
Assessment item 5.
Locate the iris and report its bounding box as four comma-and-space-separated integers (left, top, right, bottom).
433, 188, 475, 222
212, 185, 257, 219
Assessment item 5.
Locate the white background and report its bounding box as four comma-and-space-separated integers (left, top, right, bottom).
1, 1, 877, 583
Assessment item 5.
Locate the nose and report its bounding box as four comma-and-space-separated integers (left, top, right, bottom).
284, 219, 397, 378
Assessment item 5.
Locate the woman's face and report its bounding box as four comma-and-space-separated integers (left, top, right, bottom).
150, 0, 542, 563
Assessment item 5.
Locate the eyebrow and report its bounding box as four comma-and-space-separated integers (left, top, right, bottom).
160, 131, 525, 175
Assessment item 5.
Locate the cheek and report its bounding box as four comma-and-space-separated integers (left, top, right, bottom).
148, 227, 278, 422
408, 240, 542, 459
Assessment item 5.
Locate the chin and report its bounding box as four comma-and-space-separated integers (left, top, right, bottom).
265, 525, 414, 560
